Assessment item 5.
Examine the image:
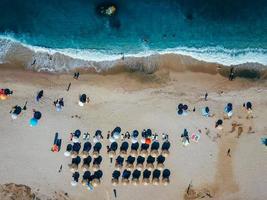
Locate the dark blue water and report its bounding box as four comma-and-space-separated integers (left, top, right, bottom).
0, 0, 267, 65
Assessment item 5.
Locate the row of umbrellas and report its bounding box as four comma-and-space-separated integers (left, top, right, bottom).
111, 169, 171, 186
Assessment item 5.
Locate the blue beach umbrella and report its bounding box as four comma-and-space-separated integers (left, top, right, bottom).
29, 118, 38, 127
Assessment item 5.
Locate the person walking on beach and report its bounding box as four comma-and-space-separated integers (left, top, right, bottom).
227, 148, 231, 157
113, 189, 117, 198
229, 67, 235, 81
204, 92, 208, 101
73, 72, 80, 80
36, 90, 43, 102
67, 82, 71, 91
58, 164, 62, 173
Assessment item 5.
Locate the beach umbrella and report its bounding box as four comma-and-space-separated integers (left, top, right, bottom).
29, 118, 38, 127
145, 138, 152, 145
177, 109, 183, 115
33, 111, 42, 120
183, 104, 188, 111
80, 94, 87, 103
162, 169, 171, 185
64, 144, 73, 157
178, 103, 184, 110
72, 136, 79, 143
246, 102, 252, 110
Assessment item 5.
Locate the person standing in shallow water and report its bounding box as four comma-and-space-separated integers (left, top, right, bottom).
229, 67, 235, 81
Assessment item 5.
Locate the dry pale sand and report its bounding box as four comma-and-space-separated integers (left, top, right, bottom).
0, 64, 267, 200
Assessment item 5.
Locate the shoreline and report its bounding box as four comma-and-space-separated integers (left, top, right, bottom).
1, 52, 267, 81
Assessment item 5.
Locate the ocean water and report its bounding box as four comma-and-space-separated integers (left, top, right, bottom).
0, 0, 267, 71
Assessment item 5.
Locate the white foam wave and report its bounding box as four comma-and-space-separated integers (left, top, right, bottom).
0, 35, 267, 72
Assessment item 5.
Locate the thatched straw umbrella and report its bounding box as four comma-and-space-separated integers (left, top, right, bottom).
126, 156, 135, 171
162, 169, 171, 186
64, 144, 72, 157
142, 169, 151, 186
136, 156, 145, 170
111, 170, 121, 186
82, 156, 92, 171
161, 141, 170, 157
121, 170, 131, 185
119, 141, 129, 158
80, 142, 92, 158
152, 169, 161, 185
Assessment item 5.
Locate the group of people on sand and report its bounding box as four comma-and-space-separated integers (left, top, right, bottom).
177, 99, 254, 146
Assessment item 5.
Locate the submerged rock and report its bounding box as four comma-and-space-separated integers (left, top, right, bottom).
97, 3, 117, 16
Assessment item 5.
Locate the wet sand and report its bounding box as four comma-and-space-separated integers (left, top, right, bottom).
0, 58, 267, 200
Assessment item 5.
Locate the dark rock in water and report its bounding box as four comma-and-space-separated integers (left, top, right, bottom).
96, 2, 117, 16
109, 17, 121, 29
186, 13, 193, 21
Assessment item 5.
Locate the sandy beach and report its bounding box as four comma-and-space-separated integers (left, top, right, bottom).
0, 57, 267, 200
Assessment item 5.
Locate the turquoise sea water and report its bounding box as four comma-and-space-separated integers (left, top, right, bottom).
0, 0, 267, 69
